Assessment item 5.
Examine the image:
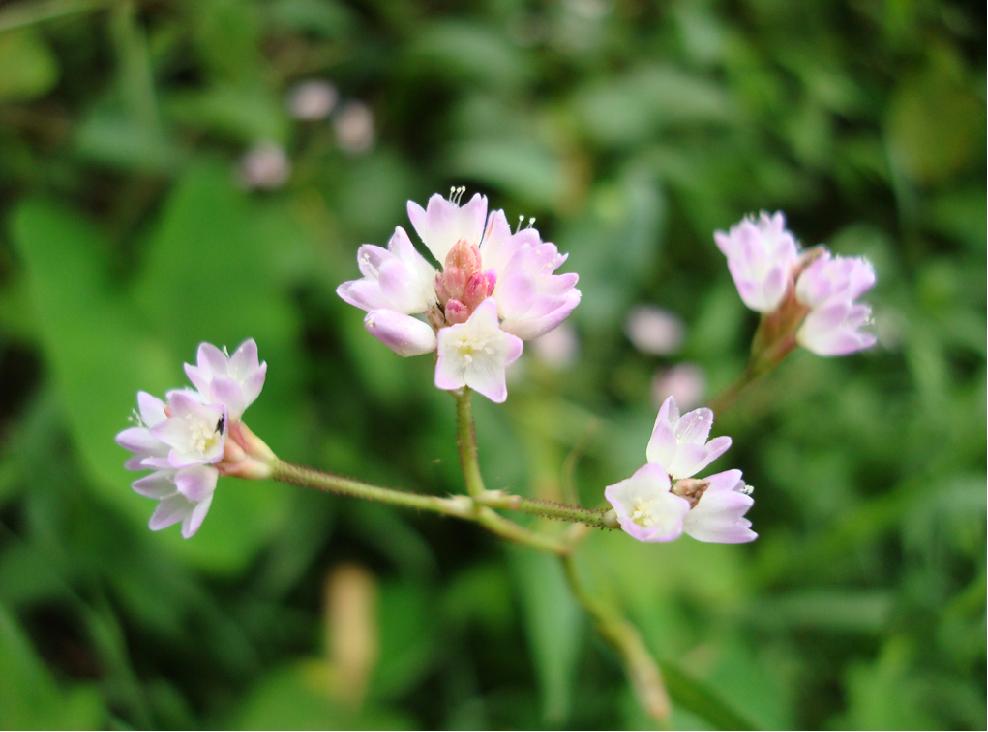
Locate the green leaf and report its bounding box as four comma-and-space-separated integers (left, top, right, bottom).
0, 604, 105, 728
510, 549, 583, 722
0, 28, 58, 100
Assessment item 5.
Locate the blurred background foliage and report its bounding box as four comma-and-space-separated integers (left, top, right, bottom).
0, 0, 984, 728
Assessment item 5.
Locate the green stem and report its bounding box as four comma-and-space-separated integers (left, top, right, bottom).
271, 461, 470, 517
561, 554, 671, 724
270, 460, 568, 554
477, 491, 617, 529
455, 389, 486, 497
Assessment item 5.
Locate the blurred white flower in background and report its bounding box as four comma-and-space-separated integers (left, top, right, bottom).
651, 363, 706, 411
287, 79, 339, 120
238, 142, 290, 190
335, 101, 375, 154
531, 322, 579, 370
625, 306, 684, 355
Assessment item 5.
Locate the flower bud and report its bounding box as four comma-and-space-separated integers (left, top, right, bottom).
444, 299, 469, 325
363, 309, 437, 356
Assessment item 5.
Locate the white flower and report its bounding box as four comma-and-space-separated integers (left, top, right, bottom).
434, 298, 523, 403
148, 390, 226, 469
604, 463, 691, 543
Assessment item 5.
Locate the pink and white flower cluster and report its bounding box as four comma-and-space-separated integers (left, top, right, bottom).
115, 340, 270, 538
715, 212, 877, 356
338, 188, 582, 403
605, 397, 756, 544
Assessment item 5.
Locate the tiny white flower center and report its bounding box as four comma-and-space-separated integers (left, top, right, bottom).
187, 415, 222, 456
630, 499, 656, 527
455, 333, 496, 364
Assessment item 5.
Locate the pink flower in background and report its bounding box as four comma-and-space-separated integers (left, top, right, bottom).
625, 306, 684, 355
287, 79, 338, 120
606, 397, 756, 544
651, 363, 706, 410
337, 188, 581, 401
117, 340, 272, 539
335, 101, 375, 154
714, 212, 798, 313
646, 396, 732, 480
434, 298, 523, 403
794, 251, 877, 356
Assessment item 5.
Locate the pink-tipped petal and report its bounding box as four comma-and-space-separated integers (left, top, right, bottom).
364, 310, 437, 356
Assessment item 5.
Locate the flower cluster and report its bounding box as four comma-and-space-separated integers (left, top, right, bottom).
715, 212, 877, 357
605, 397, 756, 544
338, 188, 581, 402
115, 340, 272, 538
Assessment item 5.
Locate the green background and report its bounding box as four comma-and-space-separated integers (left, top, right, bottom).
0, 0, 984, 728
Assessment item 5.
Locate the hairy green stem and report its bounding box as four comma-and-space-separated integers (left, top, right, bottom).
455, 389, 486, 497
270, 460, 569, 554
271, 461, 470, 516
477, 490, 618, 529
561, 554, 671, 723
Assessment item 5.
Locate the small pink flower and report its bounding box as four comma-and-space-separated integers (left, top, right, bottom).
117, 341, 276, 539
149, 390, 226, 469
338, 189, 581, 402
646, 396, 732, 480
337, 227, 437, 315
794, 251, 877, 356
714, 212, 799, 313
434, 298, 523, 403
184, 339, 267, 420
115, 391, 169, 470
681, 470, 757, 544
407, 188, 489, 264
135, 465, 218, 539
607, 400, 757, 545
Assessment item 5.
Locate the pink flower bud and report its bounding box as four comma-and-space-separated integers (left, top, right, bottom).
462, 271, 494, 311
444, 239, 483, 273
363, 309, 437, 356
444, 299, 469, 325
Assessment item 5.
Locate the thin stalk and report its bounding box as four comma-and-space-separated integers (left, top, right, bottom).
477, 491, 617, 529
271, 461, 470, 517
454, 389, 486, 497
271, 460, 568, 554
561, 554, 671, 724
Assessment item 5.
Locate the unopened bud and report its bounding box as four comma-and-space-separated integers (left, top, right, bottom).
444, 299, 469, 325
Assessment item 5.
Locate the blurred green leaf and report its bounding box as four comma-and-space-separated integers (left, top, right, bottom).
0, 604, 104, 728
510, 549, 583, 722
0, 28, 58, 100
